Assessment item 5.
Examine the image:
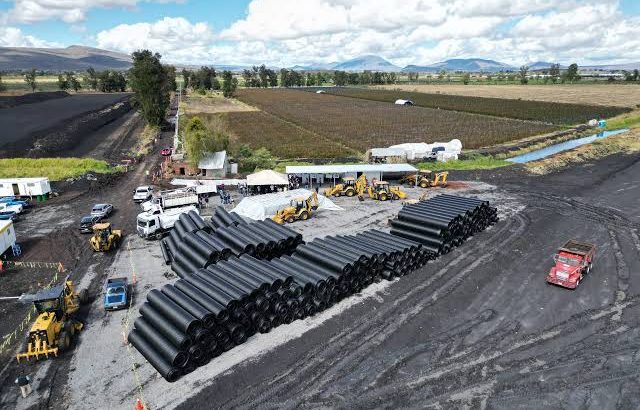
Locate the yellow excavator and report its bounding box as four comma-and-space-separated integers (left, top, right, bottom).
16, 277, 86, 362
324, 175, 367, 198
367, 181, 407, 201
90, 222, 122, 252
272, 192, 319, 224
400, 170, 449, 188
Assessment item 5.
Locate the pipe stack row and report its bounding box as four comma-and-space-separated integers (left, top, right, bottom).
160, 209, 303, 277
390, 194, 498, 255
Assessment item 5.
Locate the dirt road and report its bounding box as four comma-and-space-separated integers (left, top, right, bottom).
175, 154, 640, 409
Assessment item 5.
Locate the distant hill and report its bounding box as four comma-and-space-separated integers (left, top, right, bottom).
527, 61, 564, 70
402, 58, 514, 72
331, 55, 400, 72
0, 45, 131, 71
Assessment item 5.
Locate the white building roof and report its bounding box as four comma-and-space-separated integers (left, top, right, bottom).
0, 177, 49, 183
198, 151, 227, 170
246, 170, 289, 186
370, 148, 407, 157
286, 163, 417, 175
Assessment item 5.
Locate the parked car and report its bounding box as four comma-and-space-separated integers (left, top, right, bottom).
91, 203, 113, 219
0, 211, 17, 221
0, 197, 30, 208
133, 186, 154, 203
79, 215, 101, 234
0, 202, 23, 214
161, 147, 173, 156
104, 277, 130, 311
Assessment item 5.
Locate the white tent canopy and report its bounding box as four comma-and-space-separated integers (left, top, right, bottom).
246, 170, 289, 186
231, 188, 343, 220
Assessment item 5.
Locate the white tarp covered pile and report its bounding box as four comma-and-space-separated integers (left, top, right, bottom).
231, 188, 343, 220
246, 170, 288, 186
389, 139, 462, 161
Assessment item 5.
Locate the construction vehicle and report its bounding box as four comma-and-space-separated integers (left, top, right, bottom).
546, 240, 596, 289
16, 277, 86, 361
137, 205, 198, 240
324, 175, 367, 198
367, 181, 407, 201
272, 192, 319, 224
400, 170, 449, 188
89, 222, 122, 252
141, 188, 199, 212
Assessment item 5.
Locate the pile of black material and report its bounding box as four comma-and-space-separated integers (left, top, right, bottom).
389, 194, 498, 255
160, 209, 302, 277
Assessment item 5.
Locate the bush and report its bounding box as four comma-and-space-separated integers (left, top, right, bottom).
0, 158, 117, 181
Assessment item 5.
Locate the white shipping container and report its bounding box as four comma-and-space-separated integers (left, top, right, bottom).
0, 177, 51, 197
0, 220, 17, 256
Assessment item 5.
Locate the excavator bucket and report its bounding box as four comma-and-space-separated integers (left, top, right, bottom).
271, 214, 286, 224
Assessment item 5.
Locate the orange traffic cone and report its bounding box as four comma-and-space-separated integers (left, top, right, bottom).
135, 398, 144, 410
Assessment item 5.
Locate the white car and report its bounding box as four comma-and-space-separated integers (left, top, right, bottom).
133, 186, 154, 203
0, 202, 23, 214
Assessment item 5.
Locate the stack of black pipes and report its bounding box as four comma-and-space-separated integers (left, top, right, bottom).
160, 209, 303, 278
389, 194, 498, 255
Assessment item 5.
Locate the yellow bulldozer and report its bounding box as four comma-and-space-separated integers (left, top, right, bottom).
324, 175, 367, 198
272, 192, 319, 224
367, 181, 407, 201
16, 277, 87, 362
90, 222, 122, 252
400, 170, 449, 188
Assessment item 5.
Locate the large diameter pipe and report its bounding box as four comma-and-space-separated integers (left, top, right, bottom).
294, 244, 353, 275
221, 258, 279, 292
239, 254, 294, 286
128, 329, 181, 383
174, 280, 229, 324
389, 228, 441, 254
139, 304, 191, 350
147, 289, 202, 336
215, 207, 236, 227
216, 226, 256, 254
161, 285, 217, 329
262, 219, 302, 244
183, 232, 219, 264
133, 316, 189, 368
178, 213, 199, 234
177, 240, 209, 269
187, 210, 209, 232
160, 240, 172, 265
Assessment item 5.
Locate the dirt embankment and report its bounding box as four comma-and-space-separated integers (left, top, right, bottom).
0, 91, 70, 109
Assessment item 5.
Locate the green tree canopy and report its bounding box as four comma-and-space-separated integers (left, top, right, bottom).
128, 50, 171, 126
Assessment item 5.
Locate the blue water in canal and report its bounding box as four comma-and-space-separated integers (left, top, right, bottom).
507, 128, 630, 163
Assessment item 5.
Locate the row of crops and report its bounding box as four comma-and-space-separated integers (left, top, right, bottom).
306, 87, 631, 125
234, 89, 557, 153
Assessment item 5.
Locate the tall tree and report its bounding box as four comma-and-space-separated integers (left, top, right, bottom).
221, 70, 237, 97
128, 50, 171, 126
549, 63, 560, 83
57, 74, 69, 90
24, 69, 37, 92
0, 72, 6, 92
462, 72, 471, 85
519, 65, 529, 84
66, 72, 81, 92
267, 69, 278, 87
181, 68, 191, 89
566, 63, 580, 82
83, 67, 98, 90
164, 65, 177, 92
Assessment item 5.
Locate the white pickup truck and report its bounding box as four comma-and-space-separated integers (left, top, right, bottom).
0, 202, 23, 214
133, 186, 154, 203
136, 205, 198, 239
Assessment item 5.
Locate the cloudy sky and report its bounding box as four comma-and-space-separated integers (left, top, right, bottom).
1, 0, 639, 67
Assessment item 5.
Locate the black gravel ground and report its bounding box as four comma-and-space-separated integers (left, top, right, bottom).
177, 153, 640, 409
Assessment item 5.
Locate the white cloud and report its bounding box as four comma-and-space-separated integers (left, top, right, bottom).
4, 0, 183, 24
0, 26, 61, 47
96, 17, 214, 63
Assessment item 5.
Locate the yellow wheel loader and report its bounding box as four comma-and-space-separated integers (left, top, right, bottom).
324, 177, 359, 197
16, 277, 87, 362
272, 192, 319, 224
367, 181, 407, 201
90, 222, 122, 252
400, 170, 449, 188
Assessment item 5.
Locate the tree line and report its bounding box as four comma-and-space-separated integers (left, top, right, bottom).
180, 66, 238, 97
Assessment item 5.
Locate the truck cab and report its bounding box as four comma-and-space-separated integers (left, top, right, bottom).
546, 240, 595, 289
104, 278, 129, 311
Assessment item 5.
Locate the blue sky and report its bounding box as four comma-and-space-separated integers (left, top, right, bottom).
1, 1, 639, 66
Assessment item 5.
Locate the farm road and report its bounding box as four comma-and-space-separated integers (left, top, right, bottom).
180, 154, 640, 409
0, 92, 131, 148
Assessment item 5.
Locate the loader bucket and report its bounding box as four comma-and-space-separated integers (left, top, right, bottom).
16, 337, 58, 362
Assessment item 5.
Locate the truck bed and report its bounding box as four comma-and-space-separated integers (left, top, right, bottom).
559, 240, 595, 256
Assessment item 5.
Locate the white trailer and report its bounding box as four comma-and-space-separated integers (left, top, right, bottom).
141, 189, 199, 212
136, 205, 198, 239
0, 220, 17, 256
0, 178, 51, 198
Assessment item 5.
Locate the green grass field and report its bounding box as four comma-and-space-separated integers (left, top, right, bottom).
0, 158, 119, 181
416, 155, 512, 171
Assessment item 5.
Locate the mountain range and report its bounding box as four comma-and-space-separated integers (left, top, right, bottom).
1, 45, 638, 73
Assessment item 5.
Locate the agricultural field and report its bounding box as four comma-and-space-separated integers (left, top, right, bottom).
315, 87, 631, 125
377, 84, 640, 108
235, 88, 557, 152
220, 111, 353, 158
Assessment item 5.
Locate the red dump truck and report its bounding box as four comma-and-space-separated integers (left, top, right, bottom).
546, 240, 595, 289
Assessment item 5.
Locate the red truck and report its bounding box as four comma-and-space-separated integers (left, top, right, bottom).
546, 240, 595, 289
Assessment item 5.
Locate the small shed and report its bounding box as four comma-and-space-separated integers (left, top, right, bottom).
394, 99, 414, 106
198, 151, 229, 178
369, 147, 407, 163
246, 170, 289, 195
0, 177, 51, 198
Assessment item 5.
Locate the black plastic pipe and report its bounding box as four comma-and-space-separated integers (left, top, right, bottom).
161, 285, 217, 329
160, 240, 171, 265
147, 289, 202, 336
174, 280, 229, 324
134, 316, 189, 368
182, 274, 239, 311
128, 329, 181, 383
139, 303, 191, 350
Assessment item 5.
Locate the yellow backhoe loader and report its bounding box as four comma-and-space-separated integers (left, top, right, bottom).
367, 181, 407, 201
90, 222, 122, 252
272, 192, 319, 224
400, 170, 449, 188
16, 277, 87, 362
